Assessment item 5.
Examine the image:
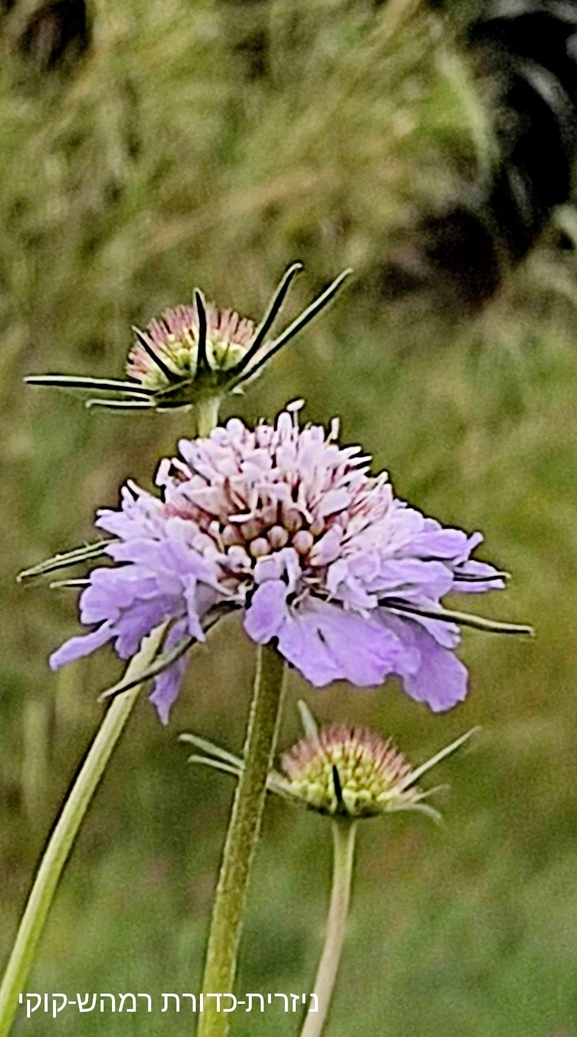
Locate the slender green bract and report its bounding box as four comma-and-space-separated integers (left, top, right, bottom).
197, 644, 287, 1037
0, 625, 166, 1037
300, 820, 357, 1037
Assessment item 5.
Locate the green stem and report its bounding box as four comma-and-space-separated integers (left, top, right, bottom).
0, 625, 165, 1037
0, 388, 223, 1037
300, 820, 357, 1037
196, 397, 221, 437
197, 644, 286, 1037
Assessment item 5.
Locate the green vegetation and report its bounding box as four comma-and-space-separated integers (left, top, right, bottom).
1, 1, 577, 1034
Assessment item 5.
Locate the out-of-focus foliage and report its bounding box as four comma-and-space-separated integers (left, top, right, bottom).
2, 1, 577, 1035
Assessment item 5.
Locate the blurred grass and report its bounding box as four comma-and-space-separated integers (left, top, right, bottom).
1, 0, 577, 1035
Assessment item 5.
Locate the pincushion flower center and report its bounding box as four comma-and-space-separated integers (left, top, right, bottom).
156, 409, 390, 598
169, 490, 339, 561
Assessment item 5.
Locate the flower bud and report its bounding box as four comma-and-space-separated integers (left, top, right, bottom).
127, 302, 255, 398
26, 264, 352, 418
183, 714, 476, 824
280, 726, 416, 818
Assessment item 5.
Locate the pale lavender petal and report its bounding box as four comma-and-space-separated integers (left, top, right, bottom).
105, 539, 165, 566
148, 620, 190, 724
368, 558, 454, 600
317, 488, 351, 517
253, 547, 300, 591
404, 521, 471, 561
275, 599, 413, 688
309, 526, 343, 566
49, 623, 114, 670
78, 576, 122, 624
404, 632, 468, 711
379, 612, 468, 711
96, 488, 166, 539
79, 567, 160, 624
251, 554, 285, 585
161, 539, 221, 585
112, 596, 181, 658
406, 613, 461, 649
244, 581, 289, 643
325, 559, 376, 609
276, 608, 343, 686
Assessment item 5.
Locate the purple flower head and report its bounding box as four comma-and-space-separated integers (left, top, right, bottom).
50, 403, 524, 722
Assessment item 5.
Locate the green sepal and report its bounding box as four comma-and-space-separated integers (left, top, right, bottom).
85, 398, 155, 411
382, 599, 534, 636
25, 374, 154, 396
225, 268, 353, 391
18, 540, 114, 581
97, 635, 195, 702
297, 699, 319, 739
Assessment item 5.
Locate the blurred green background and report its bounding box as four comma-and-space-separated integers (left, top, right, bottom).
2, 0, 577, 1034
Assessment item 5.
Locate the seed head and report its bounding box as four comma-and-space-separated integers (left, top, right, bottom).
280, 725, 417, 818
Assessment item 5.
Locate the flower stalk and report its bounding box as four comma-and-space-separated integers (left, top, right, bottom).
0, 624, 166, 1037
301, 819, 357, 1037
197, 643, 286, 1037
196, 395, 221, 438
1, 353, 233, 1037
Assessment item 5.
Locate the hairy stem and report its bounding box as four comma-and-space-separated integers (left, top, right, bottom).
300, 820, 357, 1037
0, 626, 165, 1037
197, 644, 286, 1037
0, 385, 224, 1037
